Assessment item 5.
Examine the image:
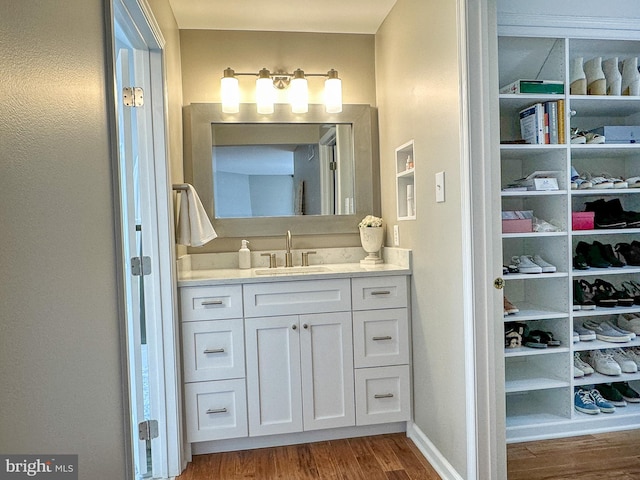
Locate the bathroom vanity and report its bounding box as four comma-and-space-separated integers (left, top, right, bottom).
178, 248, 412, 454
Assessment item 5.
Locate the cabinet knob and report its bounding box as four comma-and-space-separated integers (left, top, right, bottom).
303, 324, 309, 329
292, 324, 297, 330
493, 277, 505, 290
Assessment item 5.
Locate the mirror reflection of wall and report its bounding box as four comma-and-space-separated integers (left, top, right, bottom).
211, 123, 354, 219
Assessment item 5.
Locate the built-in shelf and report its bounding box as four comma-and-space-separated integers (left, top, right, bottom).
395, 140, 415, 221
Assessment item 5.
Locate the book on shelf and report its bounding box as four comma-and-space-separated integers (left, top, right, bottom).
557, 99, 565, 144
500, 79, 565, 94
519, 101, 561, 145
519, 103, 544, 144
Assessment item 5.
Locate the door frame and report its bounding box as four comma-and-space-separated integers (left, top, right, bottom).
105, 0, 183, 477
465, 0, 507, 478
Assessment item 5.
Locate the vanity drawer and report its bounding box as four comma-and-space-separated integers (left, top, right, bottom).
181, 285, 243, 322
355, 365, 411, 426
184, 379, 248, 442
353, 308, 409, 368
182, 319, 245, 382
351, 276, 408, 311
243, 279, 351, 317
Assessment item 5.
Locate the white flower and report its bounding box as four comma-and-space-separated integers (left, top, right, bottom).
358, 215, 383, 228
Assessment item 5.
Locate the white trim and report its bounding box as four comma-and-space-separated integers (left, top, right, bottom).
137, 0, 166, 48
455, 0, 478, 478
407, 422, 464, 480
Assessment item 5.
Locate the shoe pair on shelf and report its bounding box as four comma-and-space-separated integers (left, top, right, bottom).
617, 313, 640, 335
570, 56, 640, 96
574, 387, 615, 415
503, 297, 519, 316
584, 198, 640, 229
615, 242, 640, 266
583, 320, 635, 343
509, 255, 556, 274
574, 351, 595, 377
574, 279, 635, 309
574, 241, 624, 269
571, 171, 627, 189
503, 322, 561, 349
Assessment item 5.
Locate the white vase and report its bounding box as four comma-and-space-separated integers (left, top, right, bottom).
359, 226, 384, 265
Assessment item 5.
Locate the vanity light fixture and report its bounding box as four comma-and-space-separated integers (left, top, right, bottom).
220, 67, 342, 115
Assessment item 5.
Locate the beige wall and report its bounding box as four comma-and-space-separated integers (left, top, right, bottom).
179, 29, 376, 252
376, 0, 469, 475
0, 1, 127, 477
148, 0, 188, 258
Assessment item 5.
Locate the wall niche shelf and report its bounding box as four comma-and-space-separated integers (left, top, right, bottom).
395, 140, 415, 220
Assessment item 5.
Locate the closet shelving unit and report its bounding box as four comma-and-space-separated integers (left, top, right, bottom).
498, 35, 640, 442
395, 140, 415, 220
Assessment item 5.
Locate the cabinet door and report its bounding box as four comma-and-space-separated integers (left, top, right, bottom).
299, 312, 355, 431
245, 315, 303, 436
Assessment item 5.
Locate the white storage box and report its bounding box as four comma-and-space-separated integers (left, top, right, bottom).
590, 126, 640, 144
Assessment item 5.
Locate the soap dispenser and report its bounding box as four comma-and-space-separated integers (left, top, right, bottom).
239, 240, 251, 269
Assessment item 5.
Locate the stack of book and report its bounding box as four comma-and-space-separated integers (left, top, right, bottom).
519, 101, 565, 145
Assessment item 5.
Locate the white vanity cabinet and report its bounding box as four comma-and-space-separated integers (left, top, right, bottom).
243, 279, 355, 436
178, 268, 411, 450
352, 276, 411, 425
180, 285, 248, 442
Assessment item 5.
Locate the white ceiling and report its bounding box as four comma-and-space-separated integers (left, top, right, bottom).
167, 0, 397, 34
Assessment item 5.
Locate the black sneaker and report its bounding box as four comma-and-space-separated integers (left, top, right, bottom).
596, 383, 627, 407
612, 382, 640, 403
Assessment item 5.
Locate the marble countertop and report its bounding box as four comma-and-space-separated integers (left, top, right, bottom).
177, 247, 412, 287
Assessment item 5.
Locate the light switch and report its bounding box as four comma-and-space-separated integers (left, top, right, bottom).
435, 171, 445, 203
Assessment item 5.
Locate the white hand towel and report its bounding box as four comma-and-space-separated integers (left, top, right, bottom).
177, 184, 217, 246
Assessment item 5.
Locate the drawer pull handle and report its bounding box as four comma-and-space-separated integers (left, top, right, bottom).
206, 408, 227, 414
372, 335, 392, 341
204, 348, 225, 354
370, 290, 391, 296
374, 393, 394, 399
202, 300, 224, 306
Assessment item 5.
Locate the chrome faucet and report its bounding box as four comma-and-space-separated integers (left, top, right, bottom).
285, 230, 293, 267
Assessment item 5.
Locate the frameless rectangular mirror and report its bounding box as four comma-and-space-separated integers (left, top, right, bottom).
213, 123, 354, 218
183, 103, 378, 237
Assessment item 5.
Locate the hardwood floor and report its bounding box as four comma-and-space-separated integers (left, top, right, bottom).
176, 433, 441, 480
507, 429, 640, 479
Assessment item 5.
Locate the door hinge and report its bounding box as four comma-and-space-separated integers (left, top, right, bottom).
131, 256, 152, 276
138, 420, 158, 441
123, 87, 144, 107
329, 161, 337, 171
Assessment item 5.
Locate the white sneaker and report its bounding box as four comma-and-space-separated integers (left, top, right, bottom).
574, 352, 594, 375
607, 348, 638, 373
624, 348, 640, 369
530, 255, 557, 273
588, 350, 622, 376
511, 255, 543, 274
574, 366, 585, 378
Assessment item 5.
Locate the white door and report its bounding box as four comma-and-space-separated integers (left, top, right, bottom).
300, 312, 355, 430
245, 315, 303, 436
112, 2, 178, 478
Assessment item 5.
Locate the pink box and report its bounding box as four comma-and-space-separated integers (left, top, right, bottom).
572, 212, 594, 230
502, 219, 533, 233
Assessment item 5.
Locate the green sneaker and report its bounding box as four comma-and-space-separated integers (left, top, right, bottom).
596, 384, 627, 407
613, 382, 640, 403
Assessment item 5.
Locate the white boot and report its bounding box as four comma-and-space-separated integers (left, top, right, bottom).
602, 57, 622, 95
570, 57, 587, 95
584, 57, 606, 95
621, 57, 640, 96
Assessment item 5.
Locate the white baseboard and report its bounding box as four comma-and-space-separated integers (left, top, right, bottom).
407, 422, 464, 480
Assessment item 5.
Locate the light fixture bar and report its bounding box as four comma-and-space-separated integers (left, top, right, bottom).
220, 67, 342, 115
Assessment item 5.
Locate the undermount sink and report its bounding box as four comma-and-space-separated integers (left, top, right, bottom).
254, 266, 332, 275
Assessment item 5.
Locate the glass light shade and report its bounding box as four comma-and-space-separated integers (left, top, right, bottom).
289, 69, 308, 114
256, 69, 275, 114
221, 69, 239, 113
324, 75, 342, 113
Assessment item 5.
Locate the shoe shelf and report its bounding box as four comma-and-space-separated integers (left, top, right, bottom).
574, 371, 640, 387
572, 266, 640, 276
499, 31, 640, 442
504, 303, 568, 322
505, 356, 571, 393
573, 337, 640, 352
